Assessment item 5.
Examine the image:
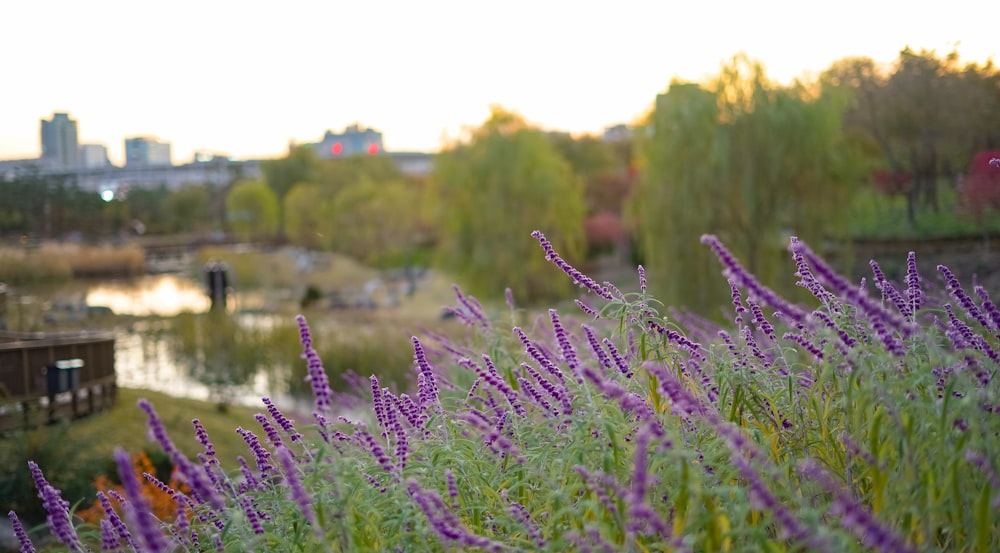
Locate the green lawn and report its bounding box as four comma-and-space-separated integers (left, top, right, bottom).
68, 387, 277, 470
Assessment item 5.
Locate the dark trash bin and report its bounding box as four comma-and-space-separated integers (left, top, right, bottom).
46, 358, 83, 394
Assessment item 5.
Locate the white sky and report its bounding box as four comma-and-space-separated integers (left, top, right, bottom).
1, 0, 996, 165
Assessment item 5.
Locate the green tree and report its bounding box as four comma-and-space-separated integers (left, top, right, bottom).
823, 49, 1000, 228
632, 56, 862, 314
260, 147, 320, 201
225, 179, 279, 241
433, 107, 586, 302
327, 176, 430, 267
283, 183, 332, 249
164, 185, 214, 233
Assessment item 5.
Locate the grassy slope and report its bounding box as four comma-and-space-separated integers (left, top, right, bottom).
58, 387, 265, 471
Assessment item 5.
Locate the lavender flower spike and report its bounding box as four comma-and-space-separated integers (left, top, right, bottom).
8, 511, 36, 553
113, 448, 174, 553
296, 314, 333, 413
276, 445, 322, 537
27, 461, 84, 552
701, 234, 808, 324
532, 230, 613, 300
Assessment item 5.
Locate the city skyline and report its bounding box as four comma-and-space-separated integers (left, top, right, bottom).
1, 0, 996, 165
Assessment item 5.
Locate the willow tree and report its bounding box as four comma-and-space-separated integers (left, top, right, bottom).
225, 179, 280, 241
632, 56, 862, 314
433, 107, 586, 302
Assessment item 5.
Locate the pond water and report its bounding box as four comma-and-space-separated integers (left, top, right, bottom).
7, 275, 309, 410
4, 268, 452, 413
85, 275, 212, 316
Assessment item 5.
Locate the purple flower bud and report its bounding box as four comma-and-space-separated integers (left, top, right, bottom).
800, 459, 917, 553
938, 265, 992, 330
237, 427, 275, 477
701, 234, 808, 324
275, 445, 321, 537
452, 284, 490, 329
989, 157, 1000, 168
575, 299, 599, 318
531, 230, 614, 300
261, 397, 302, 442
446, 469, 459, 510
550, 309, 581, 382
113, 449, 174, 553
27, 461, 84, 552
8, 510, 36, 553
412, 336, 441, 408
297, 315, 333, 413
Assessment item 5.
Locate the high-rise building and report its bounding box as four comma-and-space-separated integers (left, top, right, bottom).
80, 143, 110, 168
40, 112, 80, 168
124, 136, 172, 167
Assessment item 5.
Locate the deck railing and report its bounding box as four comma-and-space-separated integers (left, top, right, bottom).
0, 330, 116, 431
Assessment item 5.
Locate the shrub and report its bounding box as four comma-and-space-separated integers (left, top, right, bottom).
9, 231, 999, 552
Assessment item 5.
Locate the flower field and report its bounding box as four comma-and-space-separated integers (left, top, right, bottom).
10, 230, 999, 552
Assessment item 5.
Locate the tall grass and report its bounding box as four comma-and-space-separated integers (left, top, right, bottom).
10, 231, 998, 552
0, 244, 145, 284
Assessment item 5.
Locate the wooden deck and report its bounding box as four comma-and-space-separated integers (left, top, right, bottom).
0, 330, 116, 431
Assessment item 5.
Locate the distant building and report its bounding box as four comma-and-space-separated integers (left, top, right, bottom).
40, 112, 80, 168
307, 124, 384, 159
125, 136, 172, 167
80, 143, 111, 168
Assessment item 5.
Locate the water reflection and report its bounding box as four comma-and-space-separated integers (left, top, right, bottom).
86, 275, 210, 316
114, 313, 301, 409
11, 273, 433, 410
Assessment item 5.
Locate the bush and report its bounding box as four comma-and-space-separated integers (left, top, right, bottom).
10, 231, 999, 552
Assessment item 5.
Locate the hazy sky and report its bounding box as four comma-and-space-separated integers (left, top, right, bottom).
1, 0, 996, 165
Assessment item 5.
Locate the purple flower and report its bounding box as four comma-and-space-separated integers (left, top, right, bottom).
261, 397, 302, 442
371, 375, 388, 438
446, 469, 459, 510
113, 448, 174, 553
574, 299, 599, 318
239, 495, 265, 535
701, 234, 808, 324
974, 285, 1000, 332
938, 265, 992, 330
276, 445, 321, 537
870, 260, 912, 318
792, 238, 912, 339
7, 510, 36, 553
904, 252, 923, 314
505, 287, 516, 310
531, 230, 614, 300
237, 427, 275, 477
27, 461, 84, 552
989, 157, 1000, 168
550, 309, 581, 382
356, 429, 397, 474
411, 336, 441, 408
800, 459, 917, 553
191, 418, 217, 462
406, 479, 507, 552
452, 284, 490, 329
731, 455, 829, 550
255, 414, 286, 451
297, 314, 333, 413
506, 497, 546, 548
638, 264, 647, 293
966, 450, 1000, 507
99, 518, 120, 552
